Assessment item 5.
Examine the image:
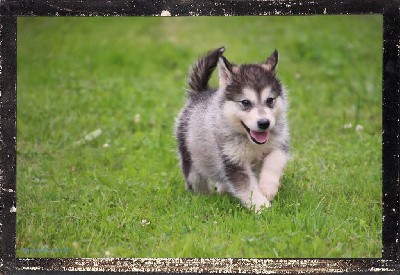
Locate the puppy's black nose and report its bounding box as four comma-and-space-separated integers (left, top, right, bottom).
257, 119, 270, 130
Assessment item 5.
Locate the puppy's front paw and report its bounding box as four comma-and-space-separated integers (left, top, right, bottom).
245, 191, 271, 213
260, 182, 280, 201
254, 200, 271, 214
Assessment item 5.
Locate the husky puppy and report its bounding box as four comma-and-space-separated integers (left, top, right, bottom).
175, 47, 289, 212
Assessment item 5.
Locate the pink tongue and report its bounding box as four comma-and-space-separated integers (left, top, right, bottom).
250, 130, 269, 143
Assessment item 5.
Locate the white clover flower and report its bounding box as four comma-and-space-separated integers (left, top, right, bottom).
72, 242, 79, 249
134, 114, 141, 124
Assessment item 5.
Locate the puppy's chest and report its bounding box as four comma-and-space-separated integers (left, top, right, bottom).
222, 139, 271, 166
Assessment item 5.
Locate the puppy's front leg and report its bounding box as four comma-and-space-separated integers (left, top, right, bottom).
224, 158, 270, 212
259, 149, 288, 201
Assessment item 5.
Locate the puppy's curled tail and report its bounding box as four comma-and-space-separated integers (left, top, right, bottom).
187, 46, 225, 96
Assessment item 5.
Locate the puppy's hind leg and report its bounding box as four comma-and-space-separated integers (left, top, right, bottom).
177, 147, 210, 194
177, 150, 210, 193
176, 117, 210, 193
187, 170, 211, 194
215, 181, 229, 193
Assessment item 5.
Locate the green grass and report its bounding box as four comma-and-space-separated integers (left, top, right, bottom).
16, 16, 382, 258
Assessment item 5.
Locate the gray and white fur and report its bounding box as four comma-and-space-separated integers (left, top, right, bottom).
175, 47, 289, 212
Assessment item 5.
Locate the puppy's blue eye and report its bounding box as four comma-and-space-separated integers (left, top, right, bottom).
240, 100, 252, 108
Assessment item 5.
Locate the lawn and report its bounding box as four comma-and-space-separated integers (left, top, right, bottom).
16, 15, 382, 258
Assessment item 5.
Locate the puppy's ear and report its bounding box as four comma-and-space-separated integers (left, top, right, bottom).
218, 56, 236, 87
262, 50, 278, 72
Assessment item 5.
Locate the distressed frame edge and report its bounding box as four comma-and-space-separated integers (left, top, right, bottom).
382, 4, 400, 262
0, 15, 17, 274
0, 0, 392, 17
14, 258, 400, 273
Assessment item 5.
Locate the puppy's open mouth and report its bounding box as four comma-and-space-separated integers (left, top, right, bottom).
241, 121, 269, 145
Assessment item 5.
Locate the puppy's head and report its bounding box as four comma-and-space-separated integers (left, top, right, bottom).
219, 51, 284, 145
